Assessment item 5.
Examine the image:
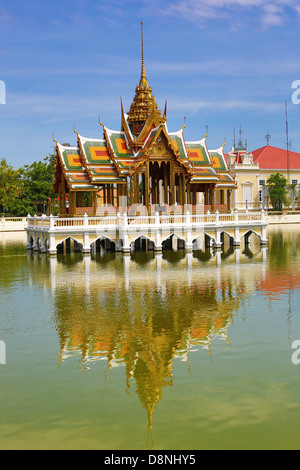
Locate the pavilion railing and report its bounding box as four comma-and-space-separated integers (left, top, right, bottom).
26, 209, 266, 231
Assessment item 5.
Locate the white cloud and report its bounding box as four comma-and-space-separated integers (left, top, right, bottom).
156, 0, 300, 27
261, 4, 284, 27
167, 97, 284, 113
3, 92, 121, 119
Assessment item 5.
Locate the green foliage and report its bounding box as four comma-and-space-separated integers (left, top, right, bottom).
0, 159, 22, 214
267, 173, 288, 211
20, 155, 55, 204
0, 154, 57, 216
7, 196, 34, 217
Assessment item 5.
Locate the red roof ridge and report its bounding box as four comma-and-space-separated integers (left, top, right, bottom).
252, 145, 300, 170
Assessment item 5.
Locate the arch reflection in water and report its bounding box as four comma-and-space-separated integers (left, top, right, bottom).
27, 244, 268, 437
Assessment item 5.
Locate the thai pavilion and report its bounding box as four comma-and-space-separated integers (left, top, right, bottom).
53, 25, 236, 217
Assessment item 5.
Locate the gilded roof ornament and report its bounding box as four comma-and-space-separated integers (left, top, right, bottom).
73, 123, 79, 138
52, 132, 58, 146
98, 115, 106, 130
127, 22, 157, 128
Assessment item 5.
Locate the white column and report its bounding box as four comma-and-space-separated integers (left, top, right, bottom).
40, 234, 47, 253
215, 229, 222, 249
33, 234, 39, 252
121, 212, 131, 253
185, 211, 193, 252
48, 234, 57, 255
83, 232, 91, 254
155, 212, 162, 251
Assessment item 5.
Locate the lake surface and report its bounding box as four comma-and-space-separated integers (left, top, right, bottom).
1, 226, 300, 450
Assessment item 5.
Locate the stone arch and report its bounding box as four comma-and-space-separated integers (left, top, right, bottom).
130, 234, 156, 251
203, 232, 217, 248
33, 235, 41, 252
161, 233, 186, 250
41, 236, 49, 253
241, 229, 262, 245
90, 235, 116, 253
240, 229, 262, 256
220, 230, 235, 247
27, 234, 34, 250
56, 236, 83, 253
192, 232, 205, 251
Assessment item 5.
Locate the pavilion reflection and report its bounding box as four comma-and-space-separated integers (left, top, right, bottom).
26, 244, 268, 438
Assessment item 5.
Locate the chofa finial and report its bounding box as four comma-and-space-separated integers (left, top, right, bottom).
73, 123, 79, 136
52, 132, 58, 144
98, 115, 105, 130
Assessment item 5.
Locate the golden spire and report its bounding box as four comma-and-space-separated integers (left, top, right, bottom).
127, 22, 156, 130
140, 21, 146, 85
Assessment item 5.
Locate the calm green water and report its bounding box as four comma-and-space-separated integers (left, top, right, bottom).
1, 226, 300, 450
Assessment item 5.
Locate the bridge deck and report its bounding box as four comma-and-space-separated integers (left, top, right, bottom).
25, 210, 268, 255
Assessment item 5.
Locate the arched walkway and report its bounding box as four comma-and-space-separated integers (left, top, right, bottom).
56, 237, 83, 254
241, 230, 262, 246
91, 236, 116, 253
131, 235, 155, 252
220, 231, 234, 248
162, 234, 186, 251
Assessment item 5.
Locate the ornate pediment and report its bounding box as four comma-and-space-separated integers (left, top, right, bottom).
148, 135, 173, 158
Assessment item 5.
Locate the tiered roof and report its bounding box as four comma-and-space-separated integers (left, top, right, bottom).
53, 142, 98, 192
186, 137, 219, 183
209, 145, 236, 189
53, 24, 236, 193
53, 119, 235, 192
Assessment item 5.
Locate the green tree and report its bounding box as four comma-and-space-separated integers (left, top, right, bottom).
0, 158, 21, 214
267, 173, 288, 211
25, 154, 56, 211
6, 153, 57, 216
21, 155, 55, 206
6, 194, 34, 217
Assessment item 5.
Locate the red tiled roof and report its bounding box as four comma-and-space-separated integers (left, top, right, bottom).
252, 145, 300, 170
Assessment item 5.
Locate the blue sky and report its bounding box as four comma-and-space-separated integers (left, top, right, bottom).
0, 0, 300, 168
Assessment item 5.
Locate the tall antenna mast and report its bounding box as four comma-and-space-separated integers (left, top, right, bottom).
238, 125, 243, 149
286, 101, 290, 184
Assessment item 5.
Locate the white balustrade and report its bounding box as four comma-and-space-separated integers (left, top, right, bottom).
26, 211, 266, 232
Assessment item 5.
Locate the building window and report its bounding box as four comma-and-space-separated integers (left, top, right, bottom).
292, 179, 298, 185
242, 182, 253, 204
259, 180, 266, 186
